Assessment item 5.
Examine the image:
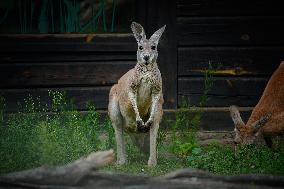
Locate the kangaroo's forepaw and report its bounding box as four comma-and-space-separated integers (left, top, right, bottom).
137, 119, 152, 133
145, 119, 153, 127
136, 118, 144, 128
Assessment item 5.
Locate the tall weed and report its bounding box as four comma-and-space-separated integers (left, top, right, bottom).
0, 91, 104, 174
170, 62, 220, 158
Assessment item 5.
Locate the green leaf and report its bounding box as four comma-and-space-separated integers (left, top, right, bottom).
192, 147, 202, 155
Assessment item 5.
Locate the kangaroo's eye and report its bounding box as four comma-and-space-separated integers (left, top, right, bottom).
151, 46, 156, 50
139, 46, 143, 50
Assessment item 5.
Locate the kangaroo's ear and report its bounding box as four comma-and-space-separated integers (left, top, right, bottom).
131, 22, 146, 42
149, 25, 166, 45
229, 105, 245, 130
251, 113, 271, 133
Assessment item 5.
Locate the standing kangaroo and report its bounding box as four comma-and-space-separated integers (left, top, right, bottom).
108, 22, 166, 166
230, 62, 284, 145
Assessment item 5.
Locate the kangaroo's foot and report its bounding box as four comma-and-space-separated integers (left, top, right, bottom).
136, 117, 144, 128
147, 157, 157, 166
116, 158, 127, 165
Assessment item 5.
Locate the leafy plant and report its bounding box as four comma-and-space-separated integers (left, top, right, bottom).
0, 0, 119, 33
1, 79, 284, 177
186, 143, 284, 175
169, 62, 220, 157
0, 91, 103, 174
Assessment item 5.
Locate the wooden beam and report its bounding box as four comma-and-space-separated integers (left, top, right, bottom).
0, 61, 135, 88
0, 34, 136, 52
177, 0, 284, 17
178, 77, 269, 107
178, 47, 284, 76
177, 16, 284, 46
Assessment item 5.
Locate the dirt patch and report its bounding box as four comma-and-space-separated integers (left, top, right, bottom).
197, 131, 235, 146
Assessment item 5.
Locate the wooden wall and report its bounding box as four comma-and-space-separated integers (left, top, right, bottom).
1, 0, 284, 130
0, 34, 136, 112
176, 0, 284, 129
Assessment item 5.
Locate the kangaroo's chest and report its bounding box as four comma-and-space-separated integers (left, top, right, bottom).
137, 74, 153, 112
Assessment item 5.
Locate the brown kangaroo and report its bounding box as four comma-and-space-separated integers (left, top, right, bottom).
108, 22, 165, 166
230, 61, 284, 145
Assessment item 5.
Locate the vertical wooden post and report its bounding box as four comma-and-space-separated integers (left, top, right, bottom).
136, 1, 148, 29
146, 0, 177, 109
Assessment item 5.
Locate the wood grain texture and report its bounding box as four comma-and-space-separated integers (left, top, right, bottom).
0, 34, 136, 52
2, 155, 284, 189
178, 77, 269, 107
0, 61, 134, 88
178, 47, 284, 76
177, 0, 284, 17
177, 16, 284, 46
0, 52, 136, 63
147, 0, 177, 108
1, 0, 283, 125
1, 150, 115, 186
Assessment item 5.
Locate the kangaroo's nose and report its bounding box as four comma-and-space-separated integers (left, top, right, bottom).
144, 56, 149, 62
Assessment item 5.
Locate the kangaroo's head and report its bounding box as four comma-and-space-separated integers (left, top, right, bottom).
131, 22, 166, 66
229, 105, 271, 145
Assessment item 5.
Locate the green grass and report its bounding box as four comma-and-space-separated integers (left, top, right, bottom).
0, 63, 283, 176
0, 91, 284, 176
103, 142, 184, 176
0, 91, 114, 174
102, 131, 284, 176
186, 142, 284, 175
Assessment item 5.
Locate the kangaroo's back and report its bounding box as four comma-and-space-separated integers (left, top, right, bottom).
247, 62, 284, 125
230, 61, 284, 145
109, 69, 135, 97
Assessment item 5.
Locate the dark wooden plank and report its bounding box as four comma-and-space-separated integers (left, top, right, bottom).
147, 0, 177, 109
0, 61, 135, 88
197, 108, 252, 131
0, 87, 110, 112
0, 52, 136, 63
178, 77, 269, 107
178, 47, 284, 76
177, 16, 284, 46
0, 34, 137, 52
177, 0, 284, 17
136, 0, 147, 29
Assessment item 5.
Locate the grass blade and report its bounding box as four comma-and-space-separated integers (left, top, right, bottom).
111, 0, 116, 32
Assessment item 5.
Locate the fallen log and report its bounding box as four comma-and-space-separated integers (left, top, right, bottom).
1, 149, 283, 189
0, 149, 115, 187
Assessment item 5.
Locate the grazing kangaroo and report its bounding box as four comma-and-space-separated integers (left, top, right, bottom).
108, 22, 166, 166
230, 61, 284, 146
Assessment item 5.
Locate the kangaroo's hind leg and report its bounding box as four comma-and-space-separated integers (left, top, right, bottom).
263, 112, 284, 147
148, 100, 163, 166
108, 87, 126, 164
